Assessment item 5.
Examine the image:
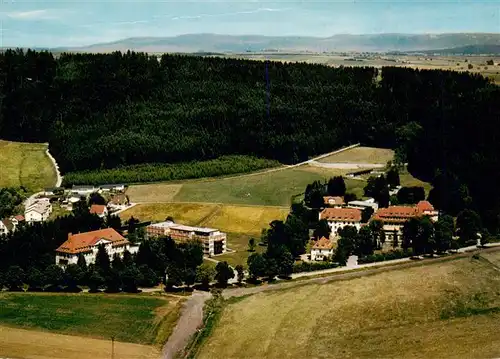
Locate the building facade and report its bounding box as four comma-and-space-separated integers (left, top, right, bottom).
55, 228, 139, 267
25, 198, 52, 223
319, 207, 362, 237
146, 221, 227, 256
310, 236, 334, 261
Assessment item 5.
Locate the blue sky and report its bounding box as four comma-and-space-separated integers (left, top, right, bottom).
0, 1, 498, 47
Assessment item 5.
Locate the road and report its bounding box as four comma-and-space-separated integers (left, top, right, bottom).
162, 290, 211, 359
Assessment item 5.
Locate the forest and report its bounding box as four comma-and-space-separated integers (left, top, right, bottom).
0, 50, 499, 231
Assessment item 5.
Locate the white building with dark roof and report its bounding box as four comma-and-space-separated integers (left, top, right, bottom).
25, 198, 52, 223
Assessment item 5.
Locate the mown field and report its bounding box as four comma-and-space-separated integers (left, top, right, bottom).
0, 293, 183, 346
197, 252, 500, 359
126, 165, 357, 206
317, 146, 394, 164
120, 203, 288, 266
0, 140, 57, 191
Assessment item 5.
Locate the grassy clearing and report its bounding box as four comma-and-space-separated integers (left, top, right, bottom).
0, 292, 183, 346
197, 253, 500, 359
317, 146, 394, 164
0, 140, 56, 191
399, 168, 433, 195
119, 202, 219, 225
126, 183, 183, 203
215, 233, 266, 268
0, 325, 160, 359
173, 166, 350, 206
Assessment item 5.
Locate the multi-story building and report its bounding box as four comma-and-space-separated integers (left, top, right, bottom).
310, 236, 334, 261
55, 228, 138, 267
146, 221, 227, 256
25, 198, 52, 223
0, 219, 14, 236
371, 200, 439, 241
319, 207, 362, 237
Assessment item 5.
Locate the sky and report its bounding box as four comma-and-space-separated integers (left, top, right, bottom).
0, 0, 498, 48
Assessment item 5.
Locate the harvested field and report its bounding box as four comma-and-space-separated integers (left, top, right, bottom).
119, 202, 219, 225
0, 140, 57, 191
0, 325, 159, 359
197, 253, 500, 359
317, 146, 394, 164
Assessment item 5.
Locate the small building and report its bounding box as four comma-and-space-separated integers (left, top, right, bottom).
99, 184, 126, 193
310, 236, 334, 261
71, 185, 96, 196
416, 200, 439, 222
347, 199, 379, 211
25, 199, 52, 223
89, 204, 108, 218
323, 196, 345, 207
319, 207, 362, 236
0, 219, 14, 236
11, 215, 25, 226
55, 228, 139, 267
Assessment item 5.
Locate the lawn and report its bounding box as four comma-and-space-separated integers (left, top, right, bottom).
215, 233, 266, 268
197, 253, 500, 359
126, 183, 183, 203
0, 292, 183, 346
119, 202, 219, 225
173, 165, 350, 206
399, 168, 433, 195
317, 146, 394, 164
0, 140, 57, 191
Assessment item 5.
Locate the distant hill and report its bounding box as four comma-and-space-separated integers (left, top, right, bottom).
54, 33, 500, 53
416, 44, 500, 55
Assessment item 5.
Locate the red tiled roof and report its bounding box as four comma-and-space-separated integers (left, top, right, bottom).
372, 206, 419, 223
312, 236, 334, 250
90, 204, 106, 215
320, 208, 362, 222
416, 200, 435, 213
323, 196, 345, 205
14, 215, 25, 221
56, 228, 127, 254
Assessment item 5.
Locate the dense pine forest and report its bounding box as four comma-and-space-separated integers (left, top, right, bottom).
0, 49, 499, 231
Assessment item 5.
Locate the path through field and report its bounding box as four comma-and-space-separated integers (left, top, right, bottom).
162, 290, 211, 359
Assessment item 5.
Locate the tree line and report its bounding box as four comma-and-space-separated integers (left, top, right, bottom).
1, 50, 499, 233
62, 156, 280, 186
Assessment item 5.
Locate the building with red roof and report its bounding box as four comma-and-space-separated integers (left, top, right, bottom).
55, 228, 138, 267
311, 236, 334, 261
89, 204, 108, 218
319, 207, 362, 236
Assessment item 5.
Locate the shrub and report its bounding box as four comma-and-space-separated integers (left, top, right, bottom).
358, 249, 413, 264
293, 261, 338, 273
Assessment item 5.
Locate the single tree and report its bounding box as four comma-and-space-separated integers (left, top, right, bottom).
121, 264, 142, 293
392, 229, 399, 248
111, 254, 125, 272
104, 268, 122, 293
361, 207, 374, 223
344, 192, 357, 203
356, 226, 375, 256
122, 250, 134, 267
275, 247, 294, 278
94, 244, 111, 276
456, 209, 482, 246
235, 265, 245, 285
106, 214, 122, 232
248, 238, 256, 252
77, 253, 87, 272
247, 253, 267, 281
386, 167, 400, 188
327, 176, 346, 196
138, 264, 160, 287
88, 192, 106, 205
313, 219, 331, 239
215, 261, 234, 288
26, 267, 45, 291
44, 264, 64, 290
5, 265, 25, 291
87, 269, 104, 292
195, 263, 216, 290
64, 264, 84, 291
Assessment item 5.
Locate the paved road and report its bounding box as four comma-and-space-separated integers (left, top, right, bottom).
45, 144, 62, 187
162, 290, 211, 359
309, 161, 385, 169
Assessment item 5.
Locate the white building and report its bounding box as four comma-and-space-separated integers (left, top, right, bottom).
310, 236, 334, 261
25, 198, 52, 223
323, 196, 345, 208
55, 228, 139, 267
319, 207, 362, 236
99, 184, 126, 192
0, 219, 14, 236
71, 185, 96, 196
146, 221, 227, 256
347, 198, 379, 211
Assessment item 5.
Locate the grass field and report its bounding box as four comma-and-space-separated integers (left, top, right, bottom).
0, 140, 57, 191
0, 292, 183, 346
399, 169, 433, 195
197, 253, 500, 359
318, 146, 394, 164
126, 165, 354, 206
